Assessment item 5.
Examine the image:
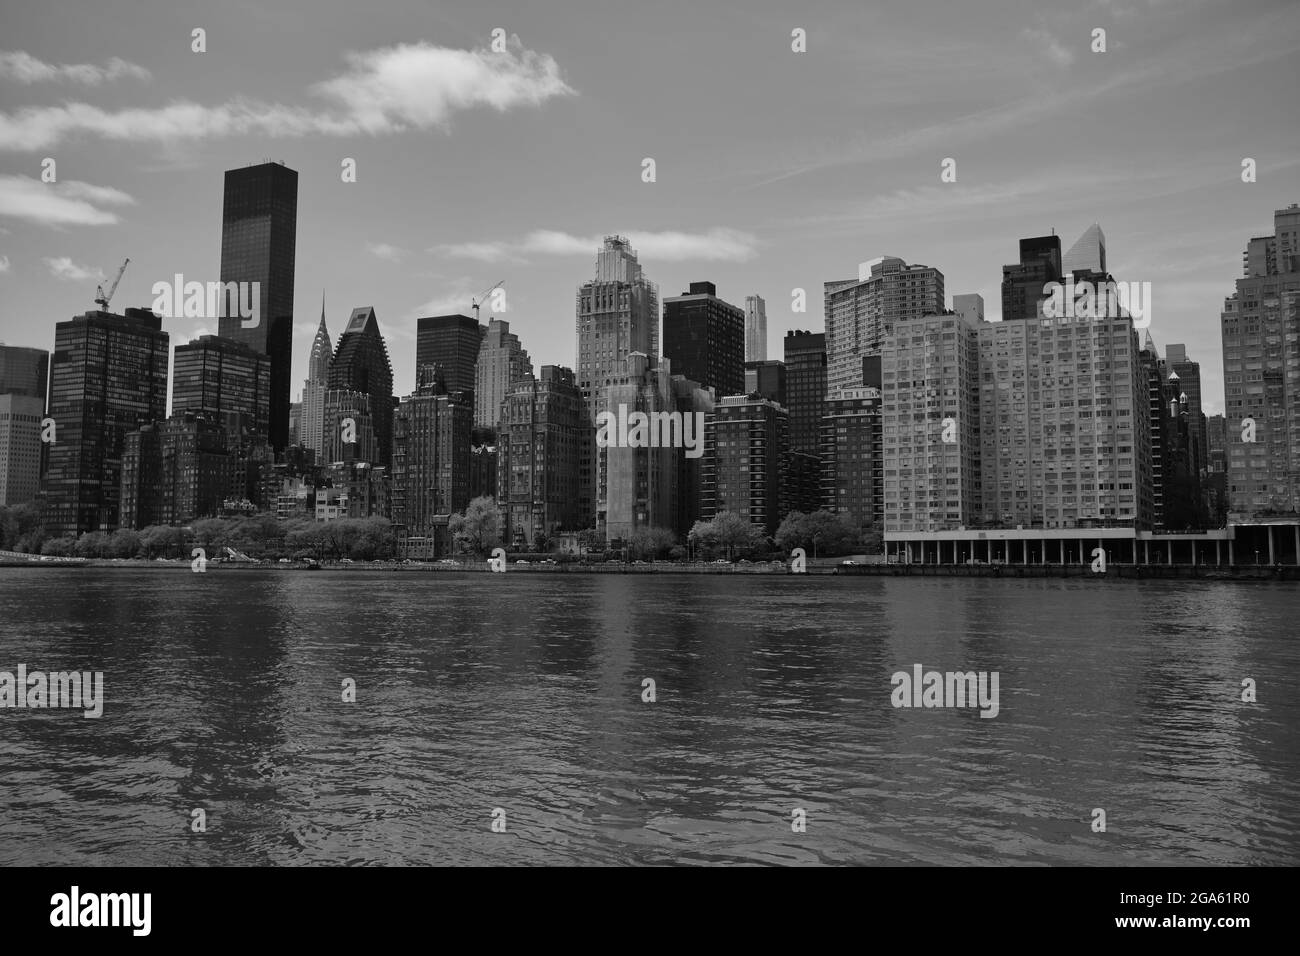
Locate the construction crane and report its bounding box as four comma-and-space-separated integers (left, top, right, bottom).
94, 258, 130, 311
471, 280, 505, 320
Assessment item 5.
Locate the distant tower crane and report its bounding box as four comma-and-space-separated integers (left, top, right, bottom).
94, 258, 130, 311
471, 280, 505, 320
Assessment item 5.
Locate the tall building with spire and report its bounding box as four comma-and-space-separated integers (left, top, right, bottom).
301, 295, 332, 459
575, 236, 659, 526
328, 307, 394, 466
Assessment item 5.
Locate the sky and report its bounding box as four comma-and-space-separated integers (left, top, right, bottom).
1, 0, 1298, 415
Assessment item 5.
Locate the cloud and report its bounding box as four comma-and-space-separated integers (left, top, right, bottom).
1021, 28, 1075, 67
0, 51, 151, 85
433, 228, 760, 264
368, 242, 406, 262
0, 174, 134, 226
43, 256, 105, 281
0, 255, 9, 273
0, 38, 574, 151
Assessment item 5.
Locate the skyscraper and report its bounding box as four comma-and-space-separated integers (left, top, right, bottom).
598, 352, 678, 541
301, 300, 332, 460
745, 294, 767, 362
42, 308, 169, 535
576, 237, 659, 525
882, 310, 980, 533
783, 330, 826, 456
703, 394, 787, 536
1221, 204, 1300, 518
0, 345, 49, 400
1062, 224, 1106, 275
474, 317, 533, 430
0, 344, 49, 506
824, 256, 944, 394
329, 307, 394, 466
218, 161, 298, 451
415, 314, 484, 398
391, 366, 473, 552
498, 365, 582, 547
821, 386, 883, 529
171, 334, 272, 444
1165, 343, 1207, 475
663, 281, 745, 399
1001, 235, 1062, 321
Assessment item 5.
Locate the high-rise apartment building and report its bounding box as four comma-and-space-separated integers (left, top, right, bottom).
498, 365, 582, 547
1221, 204, 1300, 518
218, 161, 297, 451
391, 366, 472, 547
328, 307, 394, 466
820, 386, 883, 529
882, 310, 980, 533
745, 294, 767, 362
474, 318, 533, 430
42, 308, 169, 536
663, 281, 746, 399
702, 394, 787, 536
824, 256, 944, 394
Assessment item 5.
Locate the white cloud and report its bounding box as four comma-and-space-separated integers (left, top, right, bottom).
368, 242, 406, 262
0, 38, 574, 151
0, 174, 134, 226
43, 256, 105, 281
0, 51, 151, 85
433, 228, 760, 264
0, 255, 10, 273
1021, 28, 1075, 67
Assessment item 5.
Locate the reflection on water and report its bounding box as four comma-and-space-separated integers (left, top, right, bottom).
0, 569, 1296, 865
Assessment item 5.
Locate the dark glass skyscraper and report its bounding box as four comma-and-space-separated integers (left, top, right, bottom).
0, 345, 49, 400
172, 335, 271, 445
218, 161, 298, 451
415, 314, 484, 399
42, 308, 169, 535
328, 307, 395, 466
1001, 234, 1062, 321
662, 281, 746, 398
783, 330, 826, 456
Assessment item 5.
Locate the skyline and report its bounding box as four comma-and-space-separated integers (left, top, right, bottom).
2, 0, 1300, 417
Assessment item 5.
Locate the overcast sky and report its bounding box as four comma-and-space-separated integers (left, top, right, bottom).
2, 0, 1298, 414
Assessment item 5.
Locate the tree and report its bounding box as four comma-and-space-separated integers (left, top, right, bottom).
74, 531, 110, 558
350, 518, 396, 560
108, 528, 141, 558
0, 503, 43, 552
708, 511, 766, 560
627, 526, 677, 560
775, 510, 859, 557
41, 535, 76, 557
449, 496, 503, 556
139, 525, 185, 559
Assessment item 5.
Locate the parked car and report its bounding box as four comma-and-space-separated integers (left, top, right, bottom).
278, 558, 292, 564
712, 559, 731, 565
516, 559, 530, 565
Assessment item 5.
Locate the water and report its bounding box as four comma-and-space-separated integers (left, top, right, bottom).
1, 568, 1296, 866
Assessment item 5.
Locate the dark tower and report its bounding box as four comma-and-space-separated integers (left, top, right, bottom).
328, 307, 395, 466
218, 161, 298, 451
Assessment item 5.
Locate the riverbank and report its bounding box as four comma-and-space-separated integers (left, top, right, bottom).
1, 555, 1296, 580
